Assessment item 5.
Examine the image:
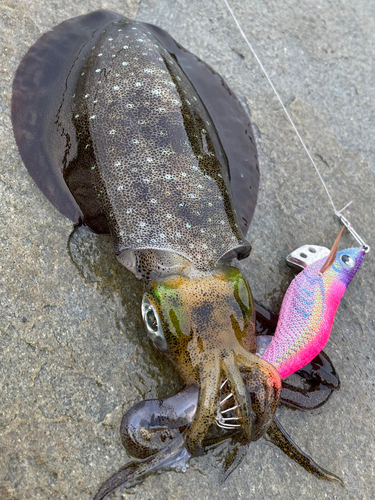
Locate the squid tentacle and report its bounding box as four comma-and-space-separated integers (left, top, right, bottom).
185, 356, 221, 456
93, 434, 189, 500
103, 356, 341, 499
266, 416, 344, 486
235, 347, 281, 441
280, 379, 334, 411
121, 384, 198, 459
219, 440, 248, 484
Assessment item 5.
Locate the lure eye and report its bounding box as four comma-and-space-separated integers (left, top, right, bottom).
141, 295, 168, 351
340, 254, 356, 269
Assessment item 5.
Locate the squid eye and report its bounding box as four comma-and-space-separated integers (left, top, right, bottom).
340, 254, 355, 269
141, 295, 168, 351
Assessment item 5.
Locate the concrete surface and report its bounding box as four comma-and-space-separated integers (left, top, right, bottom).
1, 0, 374, 499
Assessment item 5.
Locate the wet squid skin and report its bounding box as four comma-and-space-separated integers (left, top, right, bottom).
11, 10, 342, 499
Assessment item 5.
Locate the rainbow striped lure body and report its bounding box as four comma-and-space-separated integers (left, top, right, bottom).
262, 247, 365, 379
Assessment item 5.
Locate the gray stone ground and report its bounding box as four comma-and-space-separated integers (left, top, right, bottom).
1, 0, 375, 499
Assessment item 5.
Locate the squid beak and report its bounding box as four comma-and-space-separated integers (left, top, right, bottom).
319, 226, 345, 274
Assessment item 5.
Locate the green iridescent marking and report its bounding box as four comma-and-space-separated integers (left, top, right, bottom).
169, 309, 183, 337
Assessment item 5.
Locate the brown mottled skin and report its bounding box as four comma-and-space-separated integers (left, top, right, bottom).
146, 265, 281, 454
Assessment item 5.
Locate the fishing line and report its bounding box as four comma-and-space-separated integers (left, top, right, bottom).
222, 0, 369, 252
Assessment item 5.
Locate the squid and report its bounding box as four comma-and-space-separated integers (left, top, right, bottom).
11, 10, 365, 499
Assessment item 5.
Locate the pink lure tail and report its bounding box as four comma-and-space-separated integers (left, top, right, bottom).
262, 246, 365, 379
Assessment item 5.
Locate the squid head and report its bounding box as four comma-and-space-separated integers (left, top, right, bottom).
141, 265, 282, 454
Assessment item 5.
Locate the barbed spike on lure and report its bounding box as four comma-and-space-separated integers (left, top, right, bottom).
319, 226, 344, 274
223, 0, 369, 253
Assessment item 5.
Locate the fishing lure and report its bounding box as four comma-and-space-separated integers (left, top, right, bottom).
262, 231, 366, 379
11, 7, 367, 500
